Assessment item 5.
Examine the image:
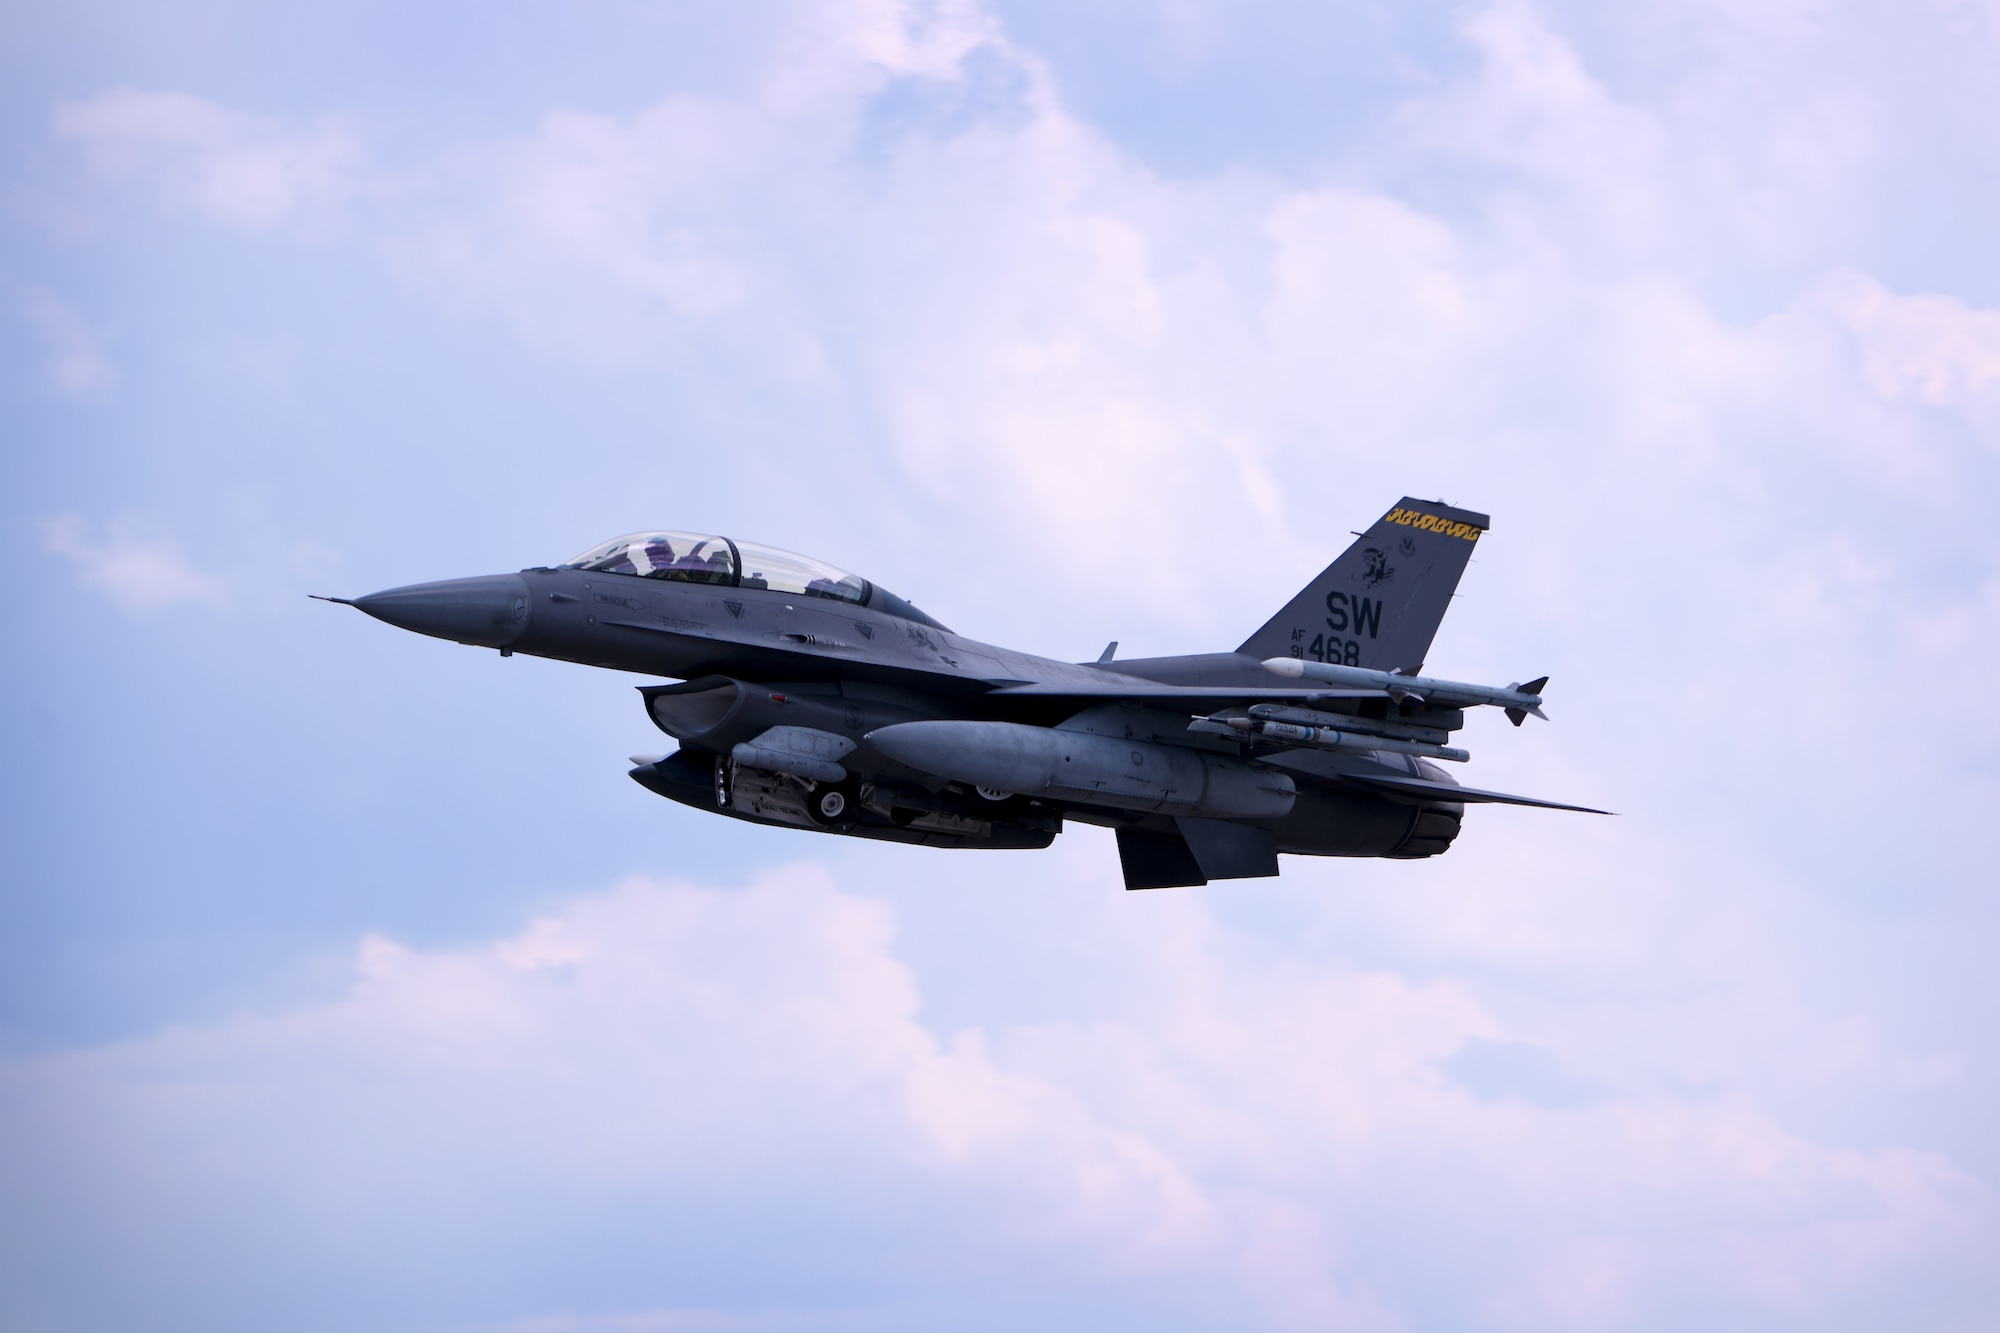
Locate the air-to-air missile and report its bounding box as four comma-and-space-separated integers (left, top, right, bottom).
1186, 714, 1472, 763
1262, 657, 1550, 725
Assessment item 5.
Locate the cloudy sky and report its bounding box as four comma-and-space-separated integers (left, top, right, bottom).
4, 1, 1998, 1328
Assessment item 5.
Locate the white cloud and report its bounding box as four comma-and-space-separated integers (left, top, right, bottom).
1811, 270, 2000, 428
41, 513, 228, 610
0, 867, 1986, 1330
781, 0, 1002, 91
22, 2, 2000, 1326
45, 3, 1984, 650
41, 0, 1995, 877
1407, 0, 1669, 226
263, 0, 1970, 662
13, 288, 113, 394
53, 88, 365, 232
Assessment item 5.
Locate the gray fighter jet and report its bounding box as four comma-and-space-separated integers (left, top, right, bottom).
321, 498, 1605, 889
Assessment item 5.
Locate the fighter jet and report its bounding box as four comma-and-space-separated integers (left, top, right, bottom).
320, 498, 1605, 889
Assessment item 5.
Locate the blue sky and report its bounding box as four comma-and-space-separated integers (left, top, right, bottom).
3, 1, 1998, 1329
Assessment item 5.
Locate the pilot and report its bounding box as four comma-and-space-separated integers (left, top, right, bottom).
641, 537, 678, 576
693, 546, 733, 582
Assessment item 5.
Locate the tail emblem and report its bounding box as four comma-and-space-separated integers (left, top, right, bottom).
1359, 548, 1395, 588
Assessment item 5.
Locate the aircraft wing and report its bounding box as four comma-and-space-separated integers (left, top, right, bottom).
984, 683, 1386, 704
1339, 771, 1613, 814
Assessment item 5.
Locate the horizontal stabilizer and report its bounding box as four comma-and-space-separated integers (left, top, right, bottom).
1116, 827, 1208, 889
1176, 817, 1280, 880
1342, 771, 1612, 814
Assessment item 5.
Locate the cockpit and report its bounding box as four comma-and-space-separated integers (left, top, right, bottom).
561, 531, 950, 630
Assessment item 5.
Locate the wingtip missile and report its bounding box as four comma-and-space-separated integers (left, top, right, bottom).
1264, 657, 1547, 714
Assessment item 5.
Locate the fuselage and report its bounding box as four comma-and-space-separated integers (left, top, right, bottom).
335, 502, 1607, 888
351, 560, 1464, 865
511, 562, 1124, 699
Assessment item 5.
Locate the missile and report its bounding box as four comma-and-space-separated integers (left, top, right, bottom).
1245, 703, 1455, 745
1263, 657, 1547, 718
865, 720, 1295, 819
1189, 716, 1470, 763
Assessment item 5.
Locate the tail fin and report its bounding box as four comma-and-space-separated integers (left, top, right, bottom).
1237, 498, 1489, 674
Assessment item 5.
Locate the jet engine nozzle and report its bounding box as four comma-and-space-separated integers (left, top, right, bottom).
354, 574, 531, 648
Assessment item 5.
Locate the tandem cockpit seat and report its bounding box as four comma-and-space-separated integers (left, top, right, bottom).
559, 530, 951, 631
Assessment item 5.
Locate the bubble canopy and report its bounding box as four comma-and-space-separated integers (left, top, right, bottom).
560, 531, 949, 630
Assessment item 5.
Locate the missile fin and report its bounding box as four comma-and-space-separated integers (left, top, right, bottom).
1505, 676, 1551, 724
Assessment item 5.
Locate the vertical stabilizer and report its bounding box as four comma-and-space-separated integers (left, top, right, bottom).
1237, 498, 1489, 675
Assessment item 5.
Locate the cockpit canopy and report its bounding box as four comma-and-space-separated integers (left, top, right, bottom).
561, 530, 948, 630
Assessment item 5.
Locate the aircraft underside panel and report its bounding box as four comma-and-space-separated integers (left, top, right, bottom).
629, 749, 1057, 850
725, 762, 995, 840
1117, 795, 1461, 888
633, 744, 1459, 887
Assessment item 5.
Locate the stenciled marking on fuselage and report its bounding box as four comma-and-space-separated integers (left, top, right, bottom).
1383, 508, 1482, 542
1285, 591, 1385, 666
1297, 632, 1361, 665
1326, 591, 1381, 638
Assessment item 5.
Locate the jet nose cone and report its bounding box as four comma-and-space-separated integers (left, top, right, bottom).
354, 574, 531, 648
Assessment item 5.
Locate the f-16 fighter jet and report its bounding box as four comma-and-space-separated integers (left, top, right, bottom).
320, 498, 1606, 889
